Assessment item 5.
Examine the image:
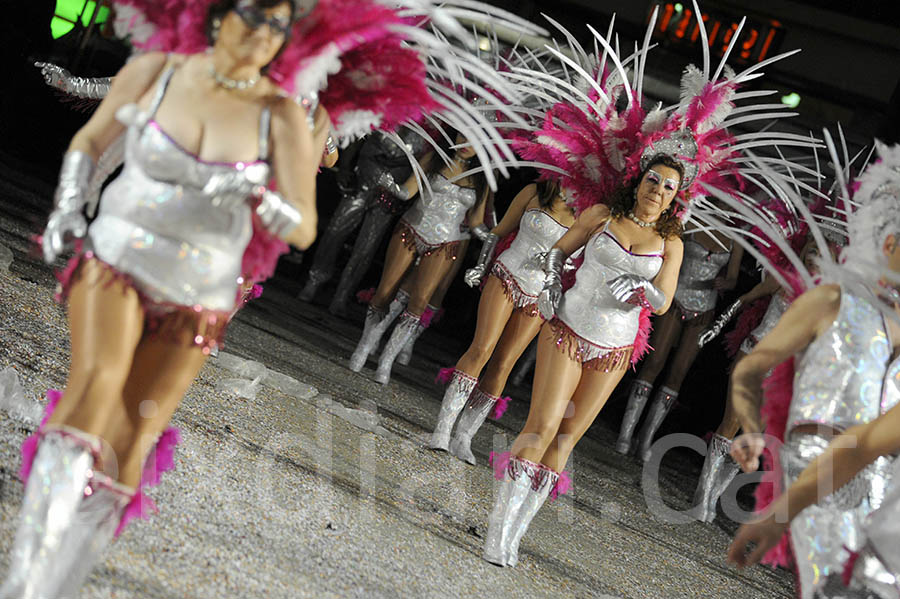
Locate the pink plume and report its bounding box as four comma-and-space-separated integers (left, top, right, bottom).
489, 396, 511, 420
488, 451, 511, 481
434, 367, 455, 385
115, 491, 158, 538
630, 308, 653, 366
19, 390, 63, 482
241, 214, 290, 284
356, 288, 375, 304
550, 470, 572, 501
724, 298, 770, 357
117, 426, 181, 537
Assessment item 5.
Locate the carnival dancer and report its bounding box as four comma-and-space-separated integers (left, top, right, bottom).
481, 3, 809, 566
2, 0, 546, 593
615, 225, 743, 462
348, 136, 492, 384
428, 179, 575, 463
726, 139, 900, 598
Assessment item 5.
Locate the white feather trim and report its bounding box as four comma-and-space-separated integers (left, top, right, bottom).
293, 44, 343, 97
334, 110, 383, 145
112, 5, 155, 45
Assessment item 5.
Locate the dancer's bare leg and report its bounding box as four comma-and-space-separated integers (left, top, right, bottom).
635, 308, 682, 383
405, 250, 464, 316
660, 318, 706, 392
715, 351, 747, 439
370, 230, 418, 310
478, 308, 543, 397
540, 366, 629, 472
453, 275, 515, 377
509, 324, 582, 463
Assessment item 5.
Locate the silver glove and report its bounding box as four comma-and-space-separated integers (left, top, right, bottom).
203, 162, 269, 209
43, 150, 94, 263
463, 232, 499, 288
538, 248, 566, 320
324, 135, 338, 156
256, 190, 302, 238
471, 223, 492, 242
698, 299, 743, 347
375, 171, 411, 200
607, 273, 666, 311
35, 62, 111, 99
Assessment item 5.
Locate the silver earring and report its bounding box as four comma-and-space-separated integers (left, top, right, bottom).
212, 18, 221, 42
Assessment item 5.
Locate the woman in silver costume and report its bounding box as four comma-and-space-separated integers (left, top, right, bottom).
482, 155, 685, 567
348, 135, 492, 384
726, 161, 900, 599
0, 2, 319, 596
299, 127, 427, 315
428, 179, 576, 464
615, 226, 742, 463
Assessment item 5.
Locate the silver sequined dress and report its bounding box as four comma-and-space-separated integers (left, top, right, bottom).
492, 209, 569, 310
672, 238, 730, 319
398, 173, 477, 253
782, 287, 897, 599
740, 291, 790, 353
553, 222, 664, 369
88, 68, 268, 314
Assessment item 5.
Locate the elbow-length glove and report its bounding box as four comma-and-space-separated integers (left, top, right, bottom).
203, 162, 270, 209
537, 248, 566, 320
43, 150, 95, 263
607, 274, 666, 312
697, 299, 743, 347
463, 232, 499, 287
256, 190, 302, 238
375, 171, 412, 201
35, 62, 111, 99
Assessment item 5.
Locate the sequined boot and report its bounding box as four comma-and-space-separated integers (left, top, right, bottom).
373, 311, 421, 384
692, 434, 740, 523
506, 466, 560, 567
636, 386, 679, 462
428, 370, 478, 451
615, 380, 653, 454
0, 428, 100, 599
349, 302, 401, 372
298, 268, 330, 302
396, 303, 435, 366
483, 455, 548, 567
448, 387, 497, 464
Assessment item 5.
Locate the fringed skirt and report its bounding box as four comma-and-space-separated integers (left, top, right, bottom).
548, 318, 633, 372
57, 252, 231, 354
490, 261, 541, 318
395, 220, 462, 261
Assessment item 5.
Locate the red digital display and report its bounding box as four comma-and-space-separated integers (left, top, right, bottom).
648, 2, 784, 65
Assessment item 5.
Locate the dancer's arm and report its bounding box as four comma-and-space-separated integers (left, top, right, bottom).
313, 105, 338, 168
647, 236, 684, 315
68, 52, 168, 159
270, 96, 318, 249
466, 185, 493, 231
490, 183, 537, 238
553, 203, 610, 257
729, 284, 841, 468
714, 244, 744, 291
728, 403, 900, 568
739, 274, 780, 305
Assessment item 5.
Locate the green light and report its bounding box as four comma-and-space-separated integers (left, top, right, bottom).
781, 92, 801, 109
51, 0, 110, 39
674, 3, 684, 11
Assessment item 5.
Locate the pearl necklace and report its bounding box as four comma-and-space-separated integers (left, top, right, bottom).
209, 64, 260, 90
627, 211, 658, 228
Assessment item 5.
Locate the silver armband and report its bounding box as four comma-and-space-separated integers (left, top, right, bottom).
256, 190, 302, 238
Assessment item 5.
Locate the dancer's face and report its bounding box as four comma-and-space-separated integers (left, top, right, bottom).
635, 164, 680, 217
218, 1, 292, 69
801, 238, 822, 275
456, 134, 476, 160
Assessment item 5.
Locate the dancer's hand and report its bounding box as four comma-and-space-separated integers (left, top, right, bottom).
376, 171, 411, 200
727, 513, 788, 568
538, 248, 565, 320
464, 265, 486, 287
730, 433, 765, 472
43, 150, 94, 264
607, 274, 666, 311
43, 210, 87, 264
35, 62, 71, 89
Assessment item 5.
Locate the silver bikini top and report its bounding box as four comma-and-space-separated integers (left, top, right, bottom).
496, 209, 569, 297
400, 172, 478, 245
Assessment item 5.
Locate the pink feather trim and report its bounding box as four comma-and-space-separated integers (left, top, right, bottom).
356, 288, 375, 304
724, 298, 770, 357
489, 396, 511, 421
434, 367, 455, 385
419, 306, 436, 328
116, 426, 181, 538
241, 214, 290, 284
631, 308, 653, 366
250, 283, 264, 300
550, 470, 572, 501
488, 451, 511, 481
18, 389, 63, 482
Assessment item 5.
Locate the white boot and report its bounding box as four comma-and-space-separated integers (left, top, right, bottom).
448, 387, 498, 465
692, 434, 739, 523
428, 369, 477, 451
374, 311, 420, 384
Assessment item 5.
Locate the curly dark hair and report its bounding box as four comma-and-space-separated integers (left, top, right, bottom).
608, 154, 685, 240
206, 0, 298, 69
536, 179, 561, 209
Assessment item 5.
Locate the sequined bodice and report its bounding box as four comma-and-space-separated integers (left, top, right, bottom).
673, 239, 730, 312
496, 210, 569, 297
87, 66, 268, 311
400, 173, 478, 245
751, 292, 790, 342
789, 289, 893, 434
557, 226, 664, 348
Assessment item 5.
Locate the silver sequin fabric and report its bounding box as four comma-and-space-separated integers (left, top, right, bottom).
740, 291, 790, 353
494, 210, 569, 303
398, 173, 477, 246
788, 289, 893, 433
672, 239, 730, 313
88, 97, 265, 312
556, 226, 663, 351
